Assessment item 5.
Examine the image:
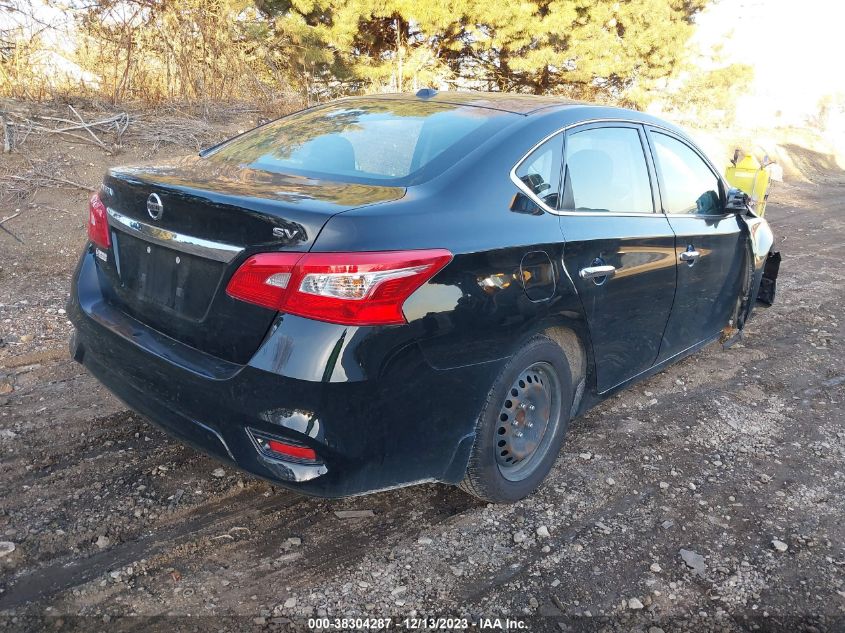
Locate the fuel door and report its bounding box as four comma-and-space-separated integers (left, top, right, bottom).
520, 250, 555, 302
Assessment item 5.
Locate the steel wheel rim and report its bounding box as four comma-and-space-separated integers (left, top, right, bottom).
494, 361, 561, 482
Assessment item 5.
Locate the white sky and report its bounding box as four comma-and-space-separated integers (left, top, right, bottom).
693, 0, 845, 117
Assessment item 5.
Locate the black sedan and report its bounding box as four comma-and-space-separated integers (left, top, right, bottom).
68, 90, 775, 502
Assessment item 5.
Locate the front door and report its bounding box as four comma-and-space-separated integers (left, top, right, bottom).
645, 129, 746, 362
559, 123, 677, 393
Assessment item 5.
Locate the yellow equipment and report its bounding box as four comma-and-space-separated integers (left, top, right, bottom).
724, 149, 772, 216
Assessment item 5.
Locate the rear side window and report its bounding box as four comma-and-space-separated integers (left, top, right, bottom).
207, 100, 512, 186
515, 133, 563, 209
563, 127, 653, 214
651, 132, 722, 215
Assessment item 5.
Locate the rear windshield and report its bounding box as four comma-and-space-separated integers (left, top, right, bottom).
206, 99, 514, 186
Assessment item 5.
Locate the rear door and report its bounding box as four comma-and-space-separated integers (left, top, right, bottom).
644, 129, 746, 362
559, 123, 677, 393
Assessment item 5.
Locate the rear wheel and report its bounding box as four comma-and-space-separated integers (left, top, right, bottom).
460, 336, 573, 503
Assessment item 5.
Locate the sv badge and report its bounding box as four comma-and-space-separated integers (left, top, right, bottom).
272, 227, 302, 240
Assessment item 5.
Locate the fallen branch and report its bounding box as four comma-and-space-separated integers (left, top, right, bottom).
1, 115, 10, 153
16, 119, 33, 147
6, 111, 129, 151
6, 173, 93, 192
0, 222, 23, 243
28, 124, 105, 146
0, 211, 22, 225
0, 156, 96, 207
34, 113, 126, 134
68, 105, 110, 151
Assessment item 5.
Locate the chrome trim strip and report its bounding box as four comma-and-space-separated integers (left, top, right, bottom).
106, 207, 243, 263
666, 213, 734, 219
508, 117, 718, 218
509, 129, 566, 216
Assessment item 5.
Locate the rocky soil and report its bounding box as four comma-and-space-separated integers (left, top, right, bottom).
1, 113, 844, 632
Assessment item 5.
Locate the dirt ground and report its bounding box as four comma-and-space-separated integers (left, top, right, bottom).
1, 107, 844, 633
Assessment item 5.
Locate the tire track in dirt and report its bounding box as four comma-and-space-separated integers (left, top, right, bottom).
2, 437, 480, 615
60, 485, 482, 615
4, 410, 159, 489
0, 486, 305, 610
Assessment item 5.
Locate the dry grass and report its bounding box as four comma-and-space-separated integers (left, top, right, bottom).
0, 98, 284, 218
0, 99, 295, 156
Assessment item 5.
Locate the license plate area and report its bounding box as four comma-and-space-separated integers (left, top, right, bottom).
115, 231, 225, 320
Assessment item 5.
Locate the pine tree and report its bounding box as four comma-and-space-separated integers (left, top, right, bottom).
258, 0, 707, 103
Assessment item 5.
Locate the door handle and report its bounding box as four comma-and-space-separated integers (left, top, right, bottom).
679, 249, 701, 263
579, 265, 616, 280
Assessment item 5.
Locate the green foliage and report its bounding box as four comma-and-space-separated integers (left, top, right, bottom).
2, 0, 708, 106
260, 0, 707, 102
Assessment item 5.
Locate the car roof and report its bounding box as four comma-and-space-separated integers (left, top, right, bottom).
328, 92, 694, 153
352, 91, 587, 115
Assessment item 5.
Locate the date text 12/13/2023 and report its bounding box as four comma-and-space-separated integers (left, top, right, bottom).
307, 617, 528, 630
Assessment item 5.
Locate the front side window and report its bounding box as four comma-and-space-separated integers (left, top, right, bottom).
651, 132, 722, 215
563, 126, 653, 214
515, 133, 563, 209
207, 99, 513, 186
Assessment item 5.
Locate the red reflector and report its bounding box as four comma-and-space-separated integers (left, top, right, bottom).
87, 193, 111, 249
226, 249, 453, 326
266, 439, 317, 461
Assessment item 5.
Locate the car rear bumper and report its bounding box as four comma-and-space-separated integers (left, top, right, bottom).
68, 249, 498, 497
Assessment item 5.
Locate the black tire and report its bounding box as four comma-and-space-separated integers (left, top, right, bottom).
460, 335, 574, 503
734, 245, 755, 329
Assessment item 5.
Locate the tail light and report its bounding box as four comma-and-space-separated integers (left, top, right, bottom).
224, 252, 300, 310
226, 249, 452, 326
87, 193, 111, 249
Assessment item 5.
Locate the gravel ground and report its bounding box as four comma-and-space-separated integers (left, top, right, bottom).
1, 129, 844, 632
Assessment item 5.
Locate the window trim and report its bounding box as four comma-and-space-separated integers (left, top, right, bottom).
513, 131, 565, 212
509, 117, 719, 218
644, 127, 730, 218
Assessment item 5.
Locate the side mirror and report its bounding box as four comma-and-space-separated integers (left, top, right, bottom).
510, 192, 544, 215
725, 187, 750, 213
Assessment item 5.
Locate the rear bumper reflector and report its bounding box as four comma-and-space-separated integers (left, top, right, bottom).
248, 428, 321, 464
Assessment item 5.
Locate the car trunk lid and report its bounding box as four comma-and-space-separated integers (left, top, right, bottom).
97, 156, 404, 364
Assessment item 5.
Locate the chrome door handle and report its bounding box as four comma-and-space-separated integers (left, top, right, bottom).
579, 265, 616, 280
679, 250, 701, 263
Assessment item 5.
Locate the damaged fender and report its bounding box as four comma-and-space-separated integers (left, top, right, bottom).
738, 212, 779, 323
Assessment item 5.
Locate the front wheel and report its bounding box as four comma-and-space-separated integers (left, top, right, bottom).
460, 336, 574, 503
724, 245, 755, 344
